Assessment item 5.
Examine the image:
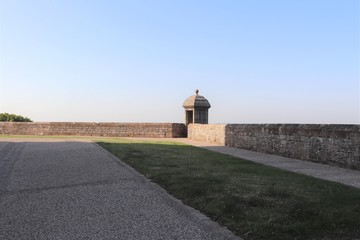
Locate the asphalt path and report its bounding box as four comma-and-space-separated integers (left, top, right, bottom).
0, 139, 239, 240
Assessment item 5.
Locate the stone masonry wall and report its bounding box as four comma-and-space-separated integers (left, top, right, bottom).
189, 124, 360, 170
2, 122, 359, 169
225, 124, 360, 169
0, 122, 186, 138
188, 124, 226, 145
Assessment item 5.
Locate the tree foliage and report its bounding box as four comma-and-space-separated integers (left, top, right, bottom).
0, 113, 33, 122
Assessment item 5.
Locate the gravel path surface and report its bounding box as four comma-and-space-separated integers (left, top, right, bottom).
129, 138, 360, 189
0, 138, 239, 240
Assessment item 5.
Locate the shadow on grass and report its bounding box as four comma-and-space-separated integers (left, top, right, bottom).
97, 139, 360, 240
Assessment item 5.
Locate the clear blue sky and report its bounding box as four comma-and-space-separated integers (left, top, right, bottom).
0, 0, 359, 124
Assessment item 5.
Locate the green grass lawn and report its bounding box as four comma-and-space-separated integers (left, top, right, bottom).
97, 138, 360, 240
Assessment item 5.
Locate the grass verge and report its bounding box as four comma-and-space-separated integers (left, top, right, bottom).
97, 138, 360, 240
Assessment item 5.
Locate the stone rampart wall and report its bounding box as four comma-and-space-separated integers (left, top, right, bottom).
188, 124, 226, 145
0, 122, 186, 138
189, 124, 360, 170
2, 122, 359, 169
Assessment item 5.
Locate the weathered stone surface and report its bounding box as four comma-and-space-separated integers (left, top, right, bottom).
188, 124, 226, 145
0, 122, 186, 138
189, 124, 360, 170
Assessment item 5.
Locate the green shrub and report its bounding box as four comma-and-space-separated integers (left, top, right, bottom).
0, 113, 33, 122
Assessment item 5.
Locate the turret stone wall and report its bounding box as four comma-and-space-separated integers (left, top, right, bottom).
187, 124, 226, 145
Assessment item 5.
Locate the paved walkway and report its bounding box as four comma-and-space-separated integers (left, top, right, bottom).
1, 137, 359, 239
0, 138, 239, 240
135, 138, 360, 189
